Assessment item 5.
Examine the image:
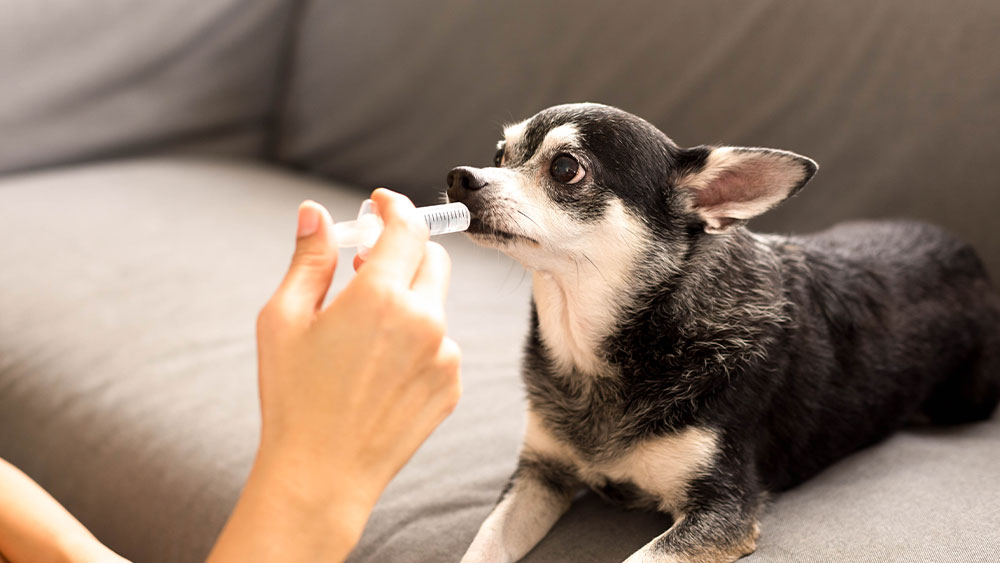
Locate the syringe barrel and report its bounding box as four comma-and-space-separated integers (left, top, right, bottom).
333, 200, 471, 254
418, 202, 471, 236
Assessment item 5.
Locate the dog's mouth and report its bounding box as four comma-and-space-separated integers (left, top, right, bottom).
466, 217, 539, 246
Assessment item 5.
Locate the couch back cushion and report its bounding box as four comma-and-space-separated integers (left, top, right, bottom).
277, 0, 1000, 276
0, 0, 295, 174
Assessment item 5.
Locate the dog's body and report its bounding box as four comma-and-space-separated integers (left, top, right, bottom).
447, 103, 1000, 562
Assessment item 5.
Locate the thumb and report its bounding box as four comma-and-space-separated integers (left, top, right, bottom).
274, 200, 338, 317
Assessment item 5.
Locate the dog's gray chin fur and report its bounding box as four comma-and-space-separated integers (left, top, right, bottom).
465, 218, 539, 248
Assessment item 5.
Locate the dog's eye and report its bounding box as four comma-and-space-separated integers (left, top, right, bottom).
494, 148, 505, 167
550, 154, 584, 184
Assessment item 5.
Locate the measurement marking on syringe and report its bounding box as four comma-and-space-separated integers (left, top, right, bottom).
337, 201, 470, 248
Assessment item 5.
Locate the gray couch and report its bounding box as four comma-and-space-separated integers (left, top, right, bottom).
1, 1, 998, 562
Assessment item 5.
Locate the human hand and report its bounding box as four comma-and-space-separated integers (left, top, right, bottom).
253, 189, 460, 541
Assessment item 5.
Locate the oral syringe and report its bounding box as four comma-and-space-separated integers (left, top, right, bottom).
333, 199, 471, 256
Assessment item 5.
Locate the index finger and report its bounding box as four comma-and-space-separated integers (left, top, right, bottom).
359, 188, 429, 286
410, 241, 451, 307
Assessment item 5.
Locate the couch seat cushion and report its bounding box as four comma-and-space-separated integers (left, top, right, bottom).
0, 157, 996, 562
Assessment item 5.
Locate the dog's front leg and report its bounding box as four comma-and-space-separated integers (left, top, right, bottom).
623, 490, 762, 563
461, 453, 579, 563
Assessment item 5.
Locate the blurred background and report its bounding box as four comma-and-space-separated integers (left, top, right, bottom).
2, 0, 998, 274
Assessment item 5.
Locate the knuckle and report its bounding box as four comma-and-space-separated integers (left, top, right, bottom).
436, 341, 462, 381
256, 306, 272, 333
257, 299, 292, 331
426, 241, 451, 266
404, 214, 430, 240
411, 307, 446, 343
381, 286, 411, 315
380, 189, 413, 211
356, 281, 417, 324
442, 377, 462, 413
449, 350, 462, 372
425, 239, 447, 256
354, 277, 394, 307
441, 338, 462, 367
422, 308, 447, 335
258, 300, 279, 323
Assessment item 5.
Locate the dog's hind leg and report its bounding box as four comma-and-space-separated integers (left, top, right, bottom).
920, 301, 1000, 426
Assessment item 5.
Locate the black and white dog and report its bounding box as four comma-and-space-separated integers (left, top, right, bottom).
446, 103, 1000, 563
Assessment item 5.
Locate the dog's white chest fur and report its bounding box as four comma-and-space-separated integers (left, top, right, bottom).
526, 199, 654, 376
524, 412, 719, 512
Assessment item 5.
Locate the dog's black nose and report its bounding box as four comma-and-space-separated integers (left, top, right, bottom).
446, 166, 487, 202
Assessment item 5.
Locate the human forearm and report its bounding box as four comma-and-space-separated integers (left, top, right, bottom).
0, 458, 128, 563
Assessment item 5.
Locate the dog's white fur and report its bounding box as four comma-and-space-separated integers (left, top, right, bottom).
460, 124, 723, 563
530, 199, 646, 375
462, 470, 572, 563
462, 411, 718, 563
525, 412, 719, 512
483, 124, 653, 375
462, 412, 719, 563
502, 119, 530, 149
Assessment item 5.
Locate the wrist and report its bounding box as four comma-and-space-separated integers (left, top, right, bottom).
250, 442, 383, 547
59, 537, 129, 563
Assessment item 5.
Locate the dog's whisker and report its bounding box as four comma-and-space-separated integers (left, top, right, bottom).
582, 253, 609, 284
514, 266, 528, 293
516, 209, 541, 229
499, 255, 516, 290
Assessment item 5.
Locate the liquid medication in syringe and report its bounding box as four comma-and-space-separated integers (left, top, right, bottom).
333, 199, 471, 256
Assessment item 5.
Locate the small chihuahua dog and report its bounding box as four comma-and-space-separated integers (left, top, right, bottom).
446, 103, 1000, 563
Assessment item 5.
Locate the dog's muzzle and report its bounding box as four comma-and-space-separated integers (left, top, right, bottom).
446, 166, 488, 208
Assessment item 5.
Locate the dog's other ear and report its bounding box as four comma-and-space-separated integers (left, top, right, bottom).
676, 146, 817, 233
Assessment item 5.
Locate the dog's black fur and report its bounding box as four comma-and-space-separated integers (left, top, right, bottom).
452, 103, 1000, 562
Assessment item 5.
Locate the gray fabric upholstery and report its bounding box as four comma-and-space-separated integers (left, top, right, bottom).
1, 159, 997, 562
0, 0, 295, 175
0, 158, 532, 561
277, 0, 1000, 278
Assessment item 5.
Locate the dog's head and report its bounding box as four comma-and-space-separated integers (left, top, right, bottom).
446, 103, 817, 273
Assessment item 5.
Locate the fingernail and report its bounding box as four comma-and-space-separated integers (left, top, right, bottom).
297, 202, 320, 237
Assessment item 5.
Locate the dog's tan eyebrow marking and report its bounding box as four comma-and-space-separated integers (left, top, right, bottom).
538, 124, 581, 156
503, 119, 529, 151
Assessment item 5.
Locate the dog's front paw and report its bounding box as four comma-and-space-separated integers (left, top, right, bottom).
623, 548, 685, 563
460, 541, 512, 563
460, 552, 509, 563
623, 550, 682, 563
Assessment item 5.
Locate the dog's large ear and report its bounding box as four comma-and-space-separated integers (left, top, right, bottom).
676, 146, 818, 233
